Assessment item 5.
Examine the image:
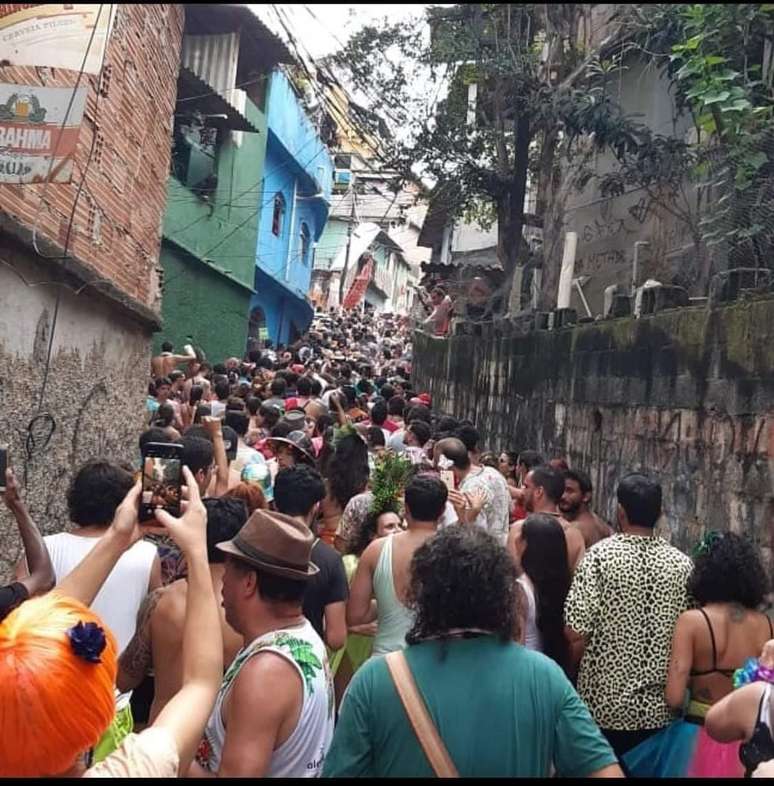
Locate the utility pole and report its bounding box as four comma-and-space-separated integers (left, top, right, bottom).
338, 186, 357, 305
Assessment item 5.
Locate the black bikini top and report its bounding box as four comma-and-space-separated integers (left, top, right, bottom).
690, 609, 774, 678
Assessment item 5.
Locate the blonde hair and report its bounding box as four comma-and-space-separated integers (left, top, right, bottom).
0, 594, 118, 776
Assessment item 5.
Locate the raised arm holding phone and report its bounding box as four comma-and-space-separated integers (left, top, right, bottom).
0, 467, 223, 777
0, 467, 55, 620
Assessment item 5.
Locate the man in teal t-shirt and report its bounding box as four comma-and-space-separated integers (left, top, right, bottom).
323, 527, 620, 778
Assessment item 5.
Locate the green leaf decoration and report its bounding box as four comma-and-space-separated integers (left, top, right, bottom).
271, 634, 324, 693
369, 451, 413, 517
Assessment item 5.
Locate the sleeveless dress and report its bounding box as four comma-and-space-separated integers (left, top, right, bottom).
330, 555, 373, 677
371, 534, 414, 657
516, 575, 543, 653
623, 610, 773, 777
196, 620, 335, 777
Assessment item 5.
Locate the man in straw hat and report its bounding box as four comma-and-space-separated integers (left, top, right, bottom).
189, 508, 334, 777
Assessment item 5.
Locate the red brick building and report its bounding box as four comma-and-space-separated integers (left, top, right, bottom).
1, 4, 183, 313
0, 4, 185, 565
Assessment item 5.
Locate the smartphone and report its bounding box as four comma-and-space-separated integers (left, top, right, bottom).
140, 442, 183, 520
0, 444, 7, 492
440, 469, 455, 492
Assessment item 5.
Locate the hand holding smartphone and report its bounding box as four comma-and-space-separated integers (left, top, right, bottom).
440, 469, 456, 492
140, 442, 184, 521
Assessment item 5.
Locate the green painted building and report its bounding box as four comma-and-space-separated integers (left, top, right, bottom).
155, 5, 294, 362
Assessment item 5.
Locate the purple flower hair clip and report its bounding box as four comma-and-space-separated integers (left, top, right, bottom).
67, 621, 107, 664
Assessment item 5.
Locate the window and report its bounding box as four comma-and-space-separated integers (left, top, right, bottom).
272, 193, 286, 237
300, 222, 311, 266
171, 111, 219, 200
247, 306, 267, 342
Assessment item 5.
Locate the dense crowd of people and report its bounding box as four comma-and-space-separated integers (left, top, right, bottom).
0, 302, 773, 777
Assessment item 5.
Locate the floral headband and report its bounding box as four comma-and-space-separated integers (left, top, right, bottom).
67, 621, 107, 664
691, 530, 722, 559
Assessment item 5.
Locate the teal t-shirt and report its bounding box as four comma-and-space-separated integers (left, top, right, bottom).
323, 636, 617, 778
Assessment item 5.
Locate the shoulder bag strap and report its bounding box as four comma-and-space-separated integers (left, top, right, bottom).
385, 650, 459, 778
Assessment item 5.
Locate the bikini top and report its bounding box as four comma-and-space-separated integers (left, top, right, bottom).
690, 608, 773, 678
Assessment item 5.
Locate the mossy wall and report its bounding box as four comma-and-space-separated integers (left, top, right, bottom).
413, 297, 774, 569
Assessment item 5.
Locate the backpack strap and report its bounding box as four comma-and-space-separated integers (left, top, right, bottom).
385, 650, 459, 778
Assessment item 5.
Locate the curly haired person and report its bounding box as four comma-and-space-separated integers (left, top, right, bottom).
324, 527, 621, 777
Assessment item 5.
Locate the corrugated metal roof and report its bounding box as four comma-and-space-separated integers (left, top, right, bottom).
177, 66, 260, 134
184, 4, 295, 71
182, 33, 240, 99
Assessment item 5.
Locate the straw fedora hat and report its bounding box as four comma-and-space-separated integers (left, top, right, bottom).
217, 508, 319, 580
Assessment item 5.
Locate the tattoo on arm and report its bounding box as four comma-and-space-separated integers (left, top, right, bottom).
119, 589, 162, 684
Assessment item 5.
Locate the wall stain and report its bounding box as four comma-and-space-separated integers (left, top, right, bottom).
414, 297, 774, 570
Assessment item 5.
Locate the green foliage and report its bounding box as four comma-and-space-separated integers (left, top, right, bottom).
629, 4, 774, 264
332, 3, 671, 284
369, 452, 413, 517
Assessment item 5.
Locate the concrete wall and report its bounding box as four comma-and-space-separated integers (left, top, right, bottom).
250, 272, 314, 346
158, 86, 269, 359
264, 70, 334, 204
413, 297, 774, 569
315, 217, 350, 271
0, 4, 184, 579
549, 54, 700, 317
162, 98, 268, 293
256, 135, 323, 300
157, 243, 252, 362
0, 252, 149, 580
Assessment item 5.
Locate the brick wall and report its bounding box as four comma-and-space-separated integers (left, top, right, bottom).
0, 4, 184, 310
413, 298, 774, 570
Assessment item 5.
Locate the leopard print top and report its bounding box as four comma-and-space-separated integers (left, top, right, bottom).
565, 534, 693, 730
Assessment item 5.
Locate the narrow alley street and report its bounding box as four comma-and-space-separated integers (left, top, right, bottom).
0, 2, 773, 779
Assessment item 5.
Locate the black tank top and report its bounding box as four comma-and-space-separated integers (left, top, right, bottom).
740, 685, 774, 777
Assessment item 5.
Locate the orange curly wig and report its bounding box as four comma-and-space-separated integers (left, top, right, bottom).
0, 593, 118, 776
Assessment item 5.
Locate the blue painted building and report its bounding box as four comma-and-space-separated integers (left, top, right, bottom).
248, 69, 333, 346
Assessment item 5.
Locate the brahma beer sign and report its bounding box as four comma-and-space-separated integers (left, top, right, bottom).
0, 83, 87, 182
0, 4, 116, 74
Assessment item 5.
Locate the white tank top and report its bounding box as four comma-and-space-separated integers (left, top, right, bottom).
517, 575, 544, 653
44, 532, 157, 654
197, 619, 335, 777
372, 534, 414, 657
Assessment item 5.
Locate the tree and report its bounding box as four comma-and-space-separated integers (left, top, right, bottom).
332, 3, 680, 312
623, 4, 774, 279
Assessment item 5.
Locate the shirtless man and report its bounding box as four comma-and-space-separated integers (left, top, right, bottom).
117, 496, 247, 722
559, 468, 613, 549
151, 341, 196, 379
507, 465, 586, 573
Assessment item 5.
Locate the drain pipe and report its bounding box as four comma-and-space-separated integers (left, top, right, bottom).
632, 241, 649, 297
557, 231, 578, 309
